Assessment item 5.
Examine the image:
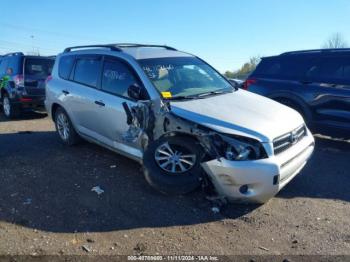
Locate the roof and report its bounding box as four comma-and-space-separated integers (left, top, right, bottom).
280, 48, 350, 56
62, 44, 193, 60
121, 47, 192, 60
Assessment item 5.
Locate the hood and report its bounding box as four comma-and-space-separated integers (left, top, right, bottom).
170, 89, 304, 142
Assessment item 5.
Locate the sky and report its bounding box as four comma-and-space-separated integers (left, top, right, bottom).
0, 0, 349, 72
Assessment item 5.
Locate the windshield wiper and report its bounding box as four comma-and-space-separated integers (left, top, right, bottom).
165, 96, 198, 101
165, 89, 232, 101
193, 89, 232, 98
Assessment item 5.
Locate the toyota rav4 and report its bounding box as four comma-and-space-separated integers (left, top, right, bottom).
45, 44, 315, 203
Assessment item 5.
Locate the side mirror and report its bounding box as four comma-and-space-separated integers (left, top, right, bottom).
128, 83, 143, 100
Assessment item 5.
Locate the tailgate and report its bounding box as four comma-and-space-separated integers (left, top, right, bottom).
23, 57, 54, 96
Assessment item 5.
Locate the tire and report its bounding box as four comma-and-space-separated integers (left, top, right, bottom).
143, 136, 204, 195
2, 93, 21, 119
54, 107, 80, 146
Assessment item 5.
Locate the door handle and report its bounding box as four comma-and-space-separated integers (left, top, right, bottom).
94, 100, 105, 107
62, 90, 70, 95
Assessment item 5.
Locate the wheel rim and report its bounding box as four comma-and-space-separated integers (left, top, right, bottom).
3, 97, 10, 116
56, 113, 70, 140
155, 142, 196, 174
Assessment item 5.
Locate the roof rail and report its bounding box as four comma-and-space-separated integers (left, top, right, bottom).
281, 48, 350, 56
63, 45, 122, 53
114, 43, 177, 51
3, 52, 24, 57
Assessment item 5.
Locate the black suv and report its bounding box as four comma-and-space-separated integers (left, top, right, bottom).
245, 49, 350, 136
0, 52, 54, 118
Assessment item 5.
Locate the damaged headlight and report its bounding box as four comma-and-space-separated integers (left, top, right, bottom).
214, 135, 267, 161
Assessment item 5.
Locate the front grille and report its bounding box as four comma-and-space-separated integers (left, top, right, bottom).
273, 125, 307, 155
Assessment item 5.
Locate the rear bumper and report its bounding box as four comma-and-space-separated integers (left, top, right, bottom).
201, 129, 315, 203
12, 95, 45, 108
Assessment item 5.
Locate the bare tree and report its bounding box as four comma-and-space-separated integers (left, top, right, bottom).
323, 33, 348, 48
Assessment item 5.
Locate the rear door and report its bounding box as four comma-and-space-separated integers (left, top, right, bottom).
303, 55, 350, 129
23, 57, 54, 96
64, 54, 104, 138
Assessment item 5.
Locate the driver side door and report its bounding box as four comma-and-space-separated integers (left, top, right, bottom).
93, 56, 148, 157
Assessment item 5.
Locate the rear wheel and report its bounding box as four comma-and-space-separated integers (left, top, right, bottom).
143, 136, 204, 195
54, 107, 80, 146
2, 94, 20, 119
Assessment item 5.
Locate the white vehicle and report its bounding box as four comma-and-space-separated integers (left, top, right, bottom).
45, 44, 315, 203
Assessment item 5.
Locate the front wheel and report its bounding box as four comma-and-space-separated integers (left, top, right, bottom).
143, 136, 204, 195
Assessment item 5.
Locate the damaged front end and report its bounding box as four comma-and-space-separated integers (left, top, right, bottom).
121, 98, 274, 203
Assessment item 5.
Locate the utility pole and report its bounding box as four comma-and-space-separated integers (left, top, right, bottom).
30, 35, 35, 55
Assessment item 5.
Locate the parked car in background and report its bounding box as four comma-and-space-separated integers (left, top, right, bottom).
244, 49, 350, 136
0, 52, 54, 118
45, 44, 314, 203
228, 78, 244, 88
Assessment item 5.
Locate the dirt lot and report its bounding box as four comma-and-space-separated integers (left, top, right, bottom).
0, 111, 349, 258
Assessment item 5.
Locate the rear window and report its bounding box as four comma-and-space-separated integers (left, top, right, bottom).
73, 57, 101, 87
25, 58, 54, 77
59, 55, 75, 80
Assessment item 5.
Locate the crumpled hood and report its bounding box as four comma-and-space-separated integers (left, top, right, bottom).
170, 89, 304, 142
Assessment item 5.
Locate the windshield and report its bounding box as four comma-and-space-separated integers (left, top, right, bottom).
138, 57, 234, 99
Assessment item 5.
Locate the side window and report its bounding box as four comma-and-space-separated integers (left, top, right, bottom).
73, 57, 101, 87
305, 59, 322, 80
319, 57, 344, 83
59, 56, 75, 79
0, 58, 9, 76
101, 59, 141, 98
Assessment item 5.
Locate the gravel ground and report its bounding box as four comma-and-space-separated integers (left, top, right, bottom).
0, 111, 349, 257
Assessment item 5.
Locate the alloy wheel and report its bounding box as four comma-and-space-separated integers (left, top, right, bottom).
155, 142, 196, 174
56, 113, 70, 141
3, 97, 10, 117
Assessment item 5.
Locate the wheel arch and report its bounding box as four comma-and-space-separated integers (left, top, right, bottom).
51, 103, 61, 120
268, 92, 312, 122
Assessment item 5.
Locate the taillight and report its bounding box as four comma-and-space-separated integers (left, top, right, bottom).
13, 74, 24, 87
242, 78, 257, 90
45, 75, 53, 84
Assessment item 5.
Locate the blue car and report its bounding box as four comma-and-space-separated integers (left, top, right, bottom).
244, 48, 350, 136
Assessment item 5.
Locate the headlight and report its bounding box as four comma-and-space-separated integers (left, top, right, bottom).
216, 135, 267, 161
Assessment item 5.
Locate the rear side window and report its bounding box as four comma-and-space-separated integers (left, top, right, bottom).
73, 57, 101, 87
25, 58, 54, 77
7, 57, 22, 75
253, 58, 282, 77
59, 56, 75, 80
0, 58, 9, 76
101, 59, 141, 98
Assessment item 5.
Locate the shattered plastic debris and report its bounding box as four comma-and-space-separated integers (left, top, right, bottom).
258, 246, 269, 251
23, 198, 32, 205
82, 245, 91, 252
211, 207, 220, 214
91, 186, 104, 195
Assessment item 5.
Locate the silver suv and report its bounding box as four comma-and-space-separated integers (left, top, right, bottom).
45, 44, 315, 203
